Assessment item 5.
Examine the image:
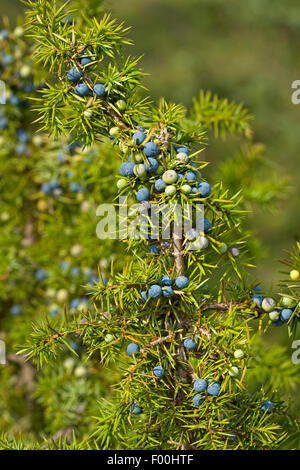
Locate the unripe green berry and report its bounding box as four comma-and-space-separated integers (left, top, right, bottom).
165, 185, 177, 196
233, 349, 244, 359
83, 109, 93, 118
228, 366, 239, 377
181, 184, 192, 194
117, 179, 127, 190
219, 243, 228, 254
269, 310, 280, 321
134, 164, 147, 179
133, 152, 144, 163
281, 296, 297, 308
290, 270, 299, 281
116, 99, 127, 111
105, 334, 115, 343
109, 126, 120, 136
163, 170, 177, 184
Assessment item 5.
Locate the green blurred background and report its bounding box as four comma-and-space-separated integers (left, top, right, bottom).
3, 0, 300, 283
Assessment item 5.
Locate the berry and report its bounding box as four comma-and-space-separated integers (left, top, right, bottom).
163, 170, 177, 184
116, 99, 127, 111
10, 305, 21, 316
175, 276, 189, 289
184, 338, 198, 351
145, 157, 159, 173
269, 310, 280, 322
252, 294, 263, 307
70, 182, 83, 193
207, 381, 221, 396
133, 164, 147, 179
230, 247, 240, 257
75, 83, 90, 96
165, 185, 177, 196
262, 297, 276, 313
181, 184, 192, 194
192, 393, 204, 407
253, 285, 262, 292
281, 296, 297, 309
35, 269, 47, 281
261, 400, 274, 412
131, 403, 142, 415
203, 218, 212, 233
233, 349, 244, 359
161, 275, 172, 286
132, 131, 146, 145
290, 269, 299, 281
153, 366, 165, 378
127, 343, 140, 357
144, 142, 159, 158
94, 83, 106, 97
0, 116, 8, 129
105, 334, 115, 343
274, 319, 284, 327
162, 286, 173, 297
198, 182, 211, 197
80, 56, 92, 66
228, 366, 239, 377
67, 66, 82, 82
119, 162, 135, 177
140, 290, 149, 303
109, 126, 120, 136
149, 244, 159, 254
279, 308, 293, 322
176, 152, 189, 163
117, 179, 127, 190
148, 284, 162, 298
194, 236, 209, 250
193, 379, 208, 393
175, 146, 189, 155
185, 171, 196, 182
136, 187, 150, 202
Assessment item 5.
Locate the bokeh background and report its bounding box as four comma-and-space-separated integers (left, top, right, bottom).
4, 0, 299, 284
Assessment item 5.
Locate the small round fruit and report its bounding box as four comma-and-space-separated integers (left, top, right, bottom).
252, 294, 263, 307
183, 338, 198, 351
136, 187, 150, 202
161, 275, 172, 286
94, 83, 106, 97
154, 179, 167, 192
181, 184, 192, 194
162, 170, 178, 184
127, 343, 140, 357
233, 349, 244, 359
162, 286, 173, 298
262, 297, 276, 313
131, 403, 142, 415
280, 308, 293, 322
176, 152, 189, 163
148, 284, 162, 298
230, 247, 240, 257
290, 269, 299, 281
175, 276, 189, 289
132, 131, 146, 145
116, 99, 127, 110
219, 243, 228, 254
67, 66, 82, 82
198, 182, 211, 197
207, 382, 221, 396
192, 393, 204, 407
105, 334, 115, 343
165, 185, 177, 196
269, 310, 280, 322
75, 83, 90, 96
116, 179, 127, 190
228, 366, 239, 377
119, 162, 135, 177
153, 366, 165, 378
143, 142, 159, 158
281, 296, 297, 309
193, 379, 207, 393
145, 157, 159, 173
83, 109, 93, 118
261, 400, 274, 412
110, 126, 120, 136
